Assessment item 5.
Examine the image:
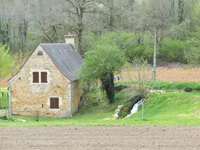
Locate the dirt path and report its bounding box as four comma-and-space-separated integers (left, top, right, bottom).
1, 126, 200, 150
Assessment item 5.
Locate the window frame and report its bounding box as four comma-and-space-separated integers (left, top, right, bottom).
50, 97, 59, 109
32, 71, 48, 84
41, 72, 48, 83
33, 72, 39, 83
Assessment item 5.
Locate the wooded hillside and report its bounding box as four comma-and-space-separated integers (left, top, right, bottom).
0, 0, 200, 66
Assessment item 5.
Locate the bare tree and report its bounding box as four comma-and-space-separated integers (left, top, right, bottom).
0, 0, 29, 55
60, 0, 98, 55
29, 0, 67, 43
98, 0, 118, 31
123, 57, 152, 98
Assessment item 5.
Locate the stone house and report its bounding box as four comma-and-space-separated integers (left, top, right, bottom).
7, 35, 83, 118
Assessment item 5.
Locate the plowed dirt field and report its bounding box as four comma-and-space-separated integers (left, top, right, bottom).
1, 69, 200, 88
1, 126, 200, 150
156, 69, 200, 82
118, 69, 200, 82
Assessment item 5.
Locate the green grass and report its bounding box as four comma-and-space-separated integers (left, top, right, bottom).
1, 84, 200, 127
127, 91, 200, 126
0, 88, 9, 97
0, 88, 9, 108
116, 81, 200, 91
0, 97, 9, 108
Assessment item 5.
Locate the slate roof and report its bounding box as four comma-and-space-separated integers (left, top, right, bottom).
40, 43, 83, 81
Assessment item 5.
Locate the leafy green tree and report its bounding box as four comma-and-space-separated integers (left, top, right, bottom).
185, 2, 200, 65
159, 39, 189, 63
0, 45, 17, 81
78, 37, 126, 103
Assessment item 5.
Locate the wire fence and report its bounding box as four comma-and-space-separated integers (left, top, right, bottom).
34, 110, 39, 122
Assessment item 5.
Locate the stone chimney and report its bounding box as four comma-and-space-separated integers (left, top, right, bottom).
64, 33, 75, 47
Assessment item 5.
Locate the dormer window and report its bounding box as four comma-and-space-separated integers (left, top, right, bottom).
37, 51, 43, 55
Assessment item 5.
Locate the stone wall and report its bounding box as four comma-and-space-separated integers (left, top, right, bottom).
9, 45, 76, 118
72, 80, 83, 114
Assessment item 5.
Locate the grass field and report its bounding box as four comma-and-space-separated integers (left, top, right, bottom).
0, 82, 200, 127
0, 88, 9, 95
0, 88, 9, 108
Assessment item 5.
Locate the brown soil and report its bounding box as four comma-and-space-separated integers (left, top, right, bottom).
0, 76, 11, 88
118, 69, 200, 83
1, 126, 200, 149
156, 69, 200, 82
1, 68, 200, 88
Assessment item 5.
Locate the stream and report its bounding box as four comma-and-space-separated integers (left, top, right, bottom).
131, 99, 143, 114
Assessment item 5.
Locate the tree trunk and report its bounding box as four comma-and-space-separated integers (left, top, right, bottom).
78, 29, 83, 55
100, 72, 115, 103
105, 72, 114, 103
153, 26, 156, 81
178, 0, 184, 24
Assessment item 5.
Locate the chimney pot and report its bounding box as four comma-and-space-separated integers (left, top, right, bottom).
64, 34, 75, 47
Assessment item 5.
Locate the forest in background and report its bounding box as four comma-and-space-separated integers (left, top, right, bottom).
0, 0, 200, 68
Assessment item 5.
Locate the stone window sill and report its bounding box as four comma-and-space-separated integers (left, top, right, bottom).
49, 109, 59, 111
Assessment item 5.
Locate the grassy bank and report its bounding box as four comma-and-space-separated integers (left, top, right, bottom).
127, 91, 200, 126
0, 82, 200, 127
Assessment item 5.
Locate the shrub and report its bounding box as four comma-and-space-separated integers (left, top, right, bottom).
184, 86, 193, 92
118, 110, 127, 119
195, 85, 200, 91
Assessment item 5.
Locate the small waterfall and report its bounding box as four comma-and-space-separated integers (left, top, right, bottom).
131, 99, 143, 114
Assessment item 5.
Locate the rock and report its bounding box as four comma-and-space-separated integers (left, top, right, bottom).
112, 113, 119, 119
17, 119, 26, 122
115, 109, 120, 113
118, 105, 124, 110
103, 118, 112, 120
125, 114, 131, 118
103, 105, 124, 120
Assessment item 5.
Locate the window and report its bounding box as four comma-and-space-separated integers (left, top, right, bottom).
33, 72, 39, 83
37, 51, 43, 55
41, 72, 47, 83
50, 98, 59, 109
32, 71, 48, 83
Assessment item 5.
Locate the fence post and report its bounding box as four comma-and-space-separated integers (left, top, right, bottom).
5, 103, 7, 119
34, 109, 35, 121
142, 99, 144, 120
153, 26, 157, 81
123, 73, 126, 81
